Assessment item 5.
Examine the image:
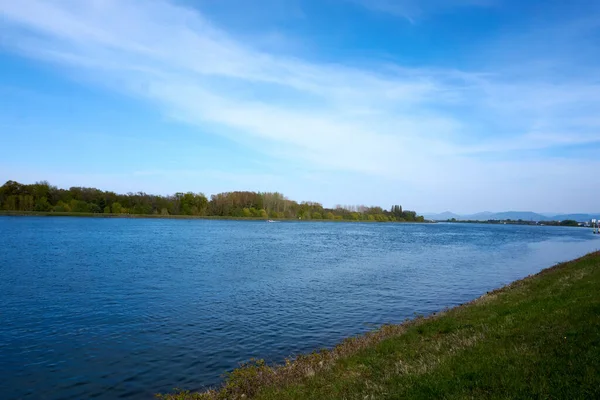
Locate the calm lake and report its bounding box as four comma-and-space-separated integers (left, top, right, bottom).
1, 217, 599, 399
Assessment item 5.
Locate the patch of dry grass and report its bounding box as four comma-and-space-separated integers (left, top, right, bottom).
158, 323, 420, 400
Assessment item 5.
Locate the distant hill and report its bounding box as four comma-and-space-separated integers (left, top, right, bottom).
423, 211, 462, 220
490, 211, 550, 221
425, 211, 600, 222
464, 211, 495, 220
552, 214, 600, 222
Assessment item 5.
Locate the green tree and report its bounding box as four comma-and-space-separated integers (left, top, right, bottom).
34, 197, 51, 212
111, 202, 122, 214
560, 220, 579, 227
19, 195, 34, 211
70, 199, 90, 213
53, 201, 71, 212
3, 196, 17, 210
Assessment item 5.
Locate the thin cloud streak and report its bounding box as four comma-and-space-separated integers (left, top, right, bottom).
349, 0, 496, 21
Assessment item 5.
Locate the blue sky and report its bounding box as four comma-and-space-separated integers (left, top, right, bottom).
1, 0, 599, 213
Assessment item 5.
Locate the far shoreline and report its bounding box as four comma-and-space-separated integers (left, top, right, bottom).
1, 211, 591, 228
0, 210, 431, 223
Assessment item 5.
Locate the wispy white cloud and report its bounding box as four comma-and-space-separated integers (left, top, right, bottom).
0, 0, 599, 211
349, 0, 496, 22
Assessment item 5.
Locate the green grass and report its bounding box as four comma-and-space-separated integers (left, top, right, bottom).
159, 252, 600, 400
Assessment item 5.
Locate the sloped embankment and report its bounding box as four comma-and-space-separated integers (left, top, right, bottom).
160, 252, 600, 400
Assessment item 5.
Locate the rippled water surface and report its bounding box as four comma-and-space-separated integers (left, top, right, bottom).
1, 217, 599, 399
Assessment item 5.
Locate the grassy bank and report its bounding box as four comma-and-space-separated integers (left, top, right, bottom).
160, 252, 600, 399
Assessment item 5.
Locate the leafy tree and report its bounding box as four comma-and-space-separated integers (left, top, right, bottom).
69, 199, 90, 213
34, 197, 51, 212
54, 201, 71, 212
19, 195, 35, 211
560, 220, 579, 226
111, 202, 122, 214
3, 196, 17, 210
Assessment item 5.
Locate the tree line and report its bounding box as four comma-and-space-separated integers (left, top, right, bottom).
0, 180, 425, 222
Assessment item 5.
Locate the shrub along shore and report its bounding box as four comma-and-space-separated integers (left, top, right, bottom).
160, 252, 600, 399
